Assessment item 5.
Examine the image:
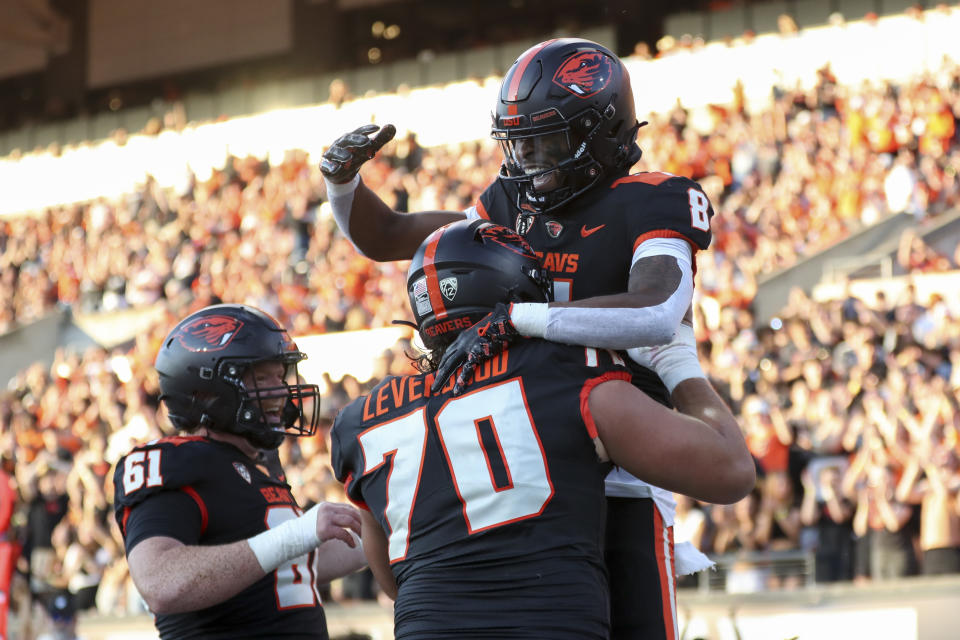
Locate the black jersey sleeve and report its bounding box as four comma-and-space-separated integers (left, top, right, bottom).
113, 436, 214, 548
472, 177, 521, 228
330, 393, 377, 511
112, 436, 212, 508
121, 489, 204, 552
612, 172, 714, 253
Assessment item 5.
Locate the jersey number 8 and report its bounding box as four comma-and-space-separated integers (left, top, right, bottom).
687, 188, 710, 232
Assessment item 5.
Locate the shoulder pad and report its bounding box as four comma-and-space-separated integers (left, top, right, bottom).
610, 171, 681, 188
522, 340, 629, 376
476, 178, 521, 226
614, 173, 713, 251
332, 394, 370, 436
112, 436, 215, 508
329, 393, 375, 496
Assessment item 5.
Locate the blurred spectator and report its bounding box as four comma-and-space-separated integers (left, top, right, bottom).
896, 442, 960, 576
800, 461, 855, 583
35, 590, 81, 640
897, 230, 951, 273
754, 472, 803, 588
1, 466, 19, 640
741, 396, 791, 476
23, 466, 69, 599
853, 464, 918, 581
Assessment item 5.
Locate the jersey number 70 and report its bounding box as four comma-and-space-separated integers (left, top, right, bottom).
357, 378, 553, 562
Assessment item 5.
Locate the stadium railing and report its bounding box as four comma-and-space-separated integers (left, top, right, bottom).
692, 549, 816, 593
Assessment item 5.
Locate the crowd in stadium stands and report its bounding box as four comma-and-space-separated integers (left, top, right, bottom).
3, 47, 960, 627
6, 55, 960, 333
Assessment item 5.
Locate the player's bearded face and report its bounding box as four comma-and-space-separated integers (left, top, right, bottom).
242, 360, 289, 425
509, 132, 571, 192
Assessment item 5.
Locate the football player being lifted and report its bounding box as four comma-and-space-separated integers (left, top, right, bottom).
113, 304, 366, 640
321, 38, 721, 639
330, 220, 754, 639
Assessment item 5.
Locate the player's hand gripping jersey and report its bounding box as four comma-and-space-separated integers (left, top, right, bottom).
467, 170, 713, 406
331, 340, 631, 640
113, 436, 328, 640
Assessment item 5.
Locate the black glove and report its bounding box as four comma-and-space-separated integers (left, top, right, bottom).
320, 124, 396, 184
431, 303, 520, 395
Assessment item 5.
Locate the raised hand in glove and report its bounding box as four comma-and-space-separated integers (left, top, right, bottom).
431, 303, 520, 395
320, 124, 396, 184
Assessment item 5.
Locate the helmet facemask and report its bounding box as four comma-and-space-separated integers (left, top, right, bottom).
224, 355, 321, 450
494, 108, 608, 214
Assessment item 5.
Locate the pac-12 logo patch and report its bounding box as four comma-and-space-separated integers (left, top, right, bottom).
175, 315, 244, 352
439, 277, 458, 301
233, 462, 252, 484
552, 51, 614, 98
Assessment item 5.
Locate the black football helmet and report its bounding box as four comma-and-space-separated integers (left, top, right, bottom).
407, 219, 552, 351
492, 38, 643, 214
155, 304, 320, 450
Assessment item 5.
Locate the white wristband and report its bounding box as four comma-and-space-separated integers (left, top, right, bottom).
509, 302, 549, 338
324, 174, 367, 256
247, 504, 321, 573
324, 173, 360, 197
627, 324, 705, 394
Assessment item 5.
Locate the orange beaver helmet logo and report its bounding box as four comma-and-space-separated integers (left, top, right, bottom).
552, 51, 614, 99
175, 315, 244, 352
479, 223, 538, 259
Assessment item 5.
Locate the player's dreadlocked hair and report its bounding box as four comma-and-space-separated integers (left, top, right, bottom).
406, 335, 456, 374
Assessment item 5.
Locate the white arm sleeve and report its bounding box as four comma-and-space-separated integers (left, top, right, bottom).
510, 238, 694, 350
463, 205, 482, 221
324, 174, 367, 257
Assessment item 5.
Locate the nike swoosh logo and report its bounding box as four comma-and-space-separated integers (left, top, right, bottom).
580, 224, 605, 237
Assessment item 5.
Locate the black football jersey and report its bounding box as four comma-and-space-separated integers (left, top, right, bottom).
330, 340, 631, 639
113, 436, 328, 640
471, 171, 714, 406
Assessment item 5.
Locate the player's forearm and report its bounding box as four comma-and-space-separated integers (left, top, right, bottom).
360, 509, 397, 599
326, 177, 462, 261
670, 378, 756, 501
128, 537, 265, 614
511, 287, 687, 350
592, 380, 753, 504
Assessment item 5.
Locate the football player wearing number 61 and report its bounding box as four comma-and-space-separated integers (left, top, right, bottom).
112, 304, 366, 640
329, 220, 754, 640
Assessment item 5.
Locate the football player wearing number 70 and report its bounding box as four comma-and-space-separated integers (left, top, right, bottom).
329, 220, 754, 640
112, 304, 366, 640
